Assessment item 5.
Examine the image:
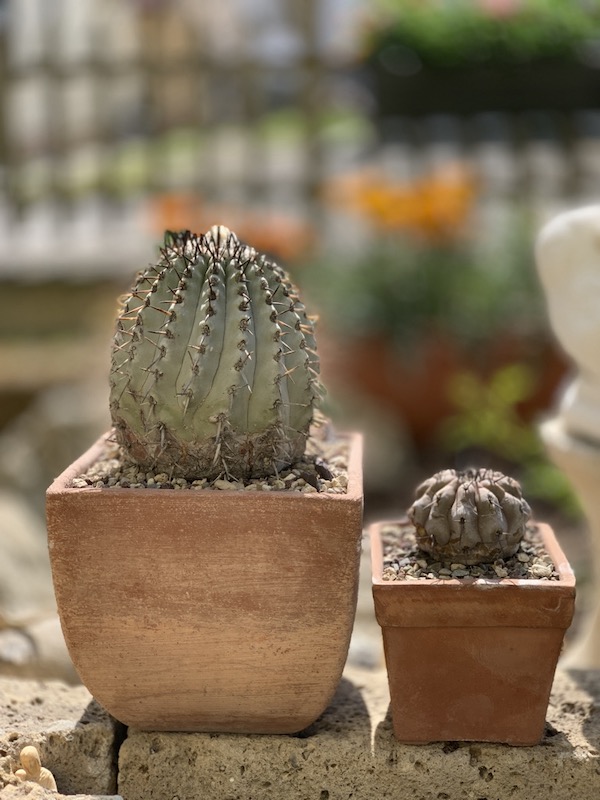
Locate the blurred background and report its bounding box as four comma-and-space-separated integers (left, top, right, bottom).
1, 0, 599, 677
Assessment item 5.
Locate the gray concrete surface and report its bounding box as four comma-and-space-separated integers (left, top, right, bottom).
118, 666, 600, 800
1, 667, 598, 799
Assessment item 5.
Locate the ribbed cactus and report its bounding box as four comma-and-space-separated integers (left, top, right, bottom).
109, 225, 322, 480
407, 468, 532, 565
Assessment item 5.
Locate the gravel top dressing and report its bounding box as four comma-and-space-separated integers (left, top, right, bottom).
70, 427, 350, 495
380, 520, 560, 582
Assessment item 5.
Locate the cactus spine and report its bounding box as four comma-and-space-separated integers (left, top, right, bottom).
109, 225, 322, 479
408, 468, 532, 565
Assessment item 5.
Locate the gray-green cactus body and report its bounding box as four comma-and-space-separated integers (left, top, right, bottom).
109, 225, 322, 479
407, 468, 531, 565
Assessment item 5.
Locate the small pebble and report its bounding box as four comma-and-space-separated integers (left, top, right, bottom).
213, 479, 242, 491
530, 563, 554, 579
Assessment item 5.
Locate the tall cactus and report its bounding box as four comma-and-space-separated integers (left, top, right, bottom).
109, 225, 322, 479
407, 468, 532, 565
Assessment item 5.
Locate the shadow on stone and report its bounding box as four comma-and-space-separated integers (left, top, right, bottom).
294, 676, 371, 743
565, 668, 600, 751
75, 698, 127, 795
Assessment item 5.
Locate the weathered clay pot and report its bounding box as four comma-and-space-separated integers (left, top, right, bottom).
46, 432, 363, 733
370, 520, 575, 745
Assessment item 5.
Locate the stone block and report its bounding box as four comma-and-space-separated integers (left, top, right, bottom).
118, 667, 600, 800
0, 773, 121, 800
0, 677, 124, 796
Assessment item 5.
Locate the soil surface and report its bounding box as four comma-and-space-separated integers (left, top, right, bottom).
71, 423, 351, 495
380, 520, 560, 582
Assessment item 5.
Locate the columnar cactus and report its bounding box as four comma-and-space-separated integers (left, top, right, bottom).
407, 468, 532, 565
109, 225, 322, 479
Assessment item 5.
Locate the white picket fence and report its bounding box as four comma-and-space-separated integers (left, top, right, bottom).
1, 0, 599, 277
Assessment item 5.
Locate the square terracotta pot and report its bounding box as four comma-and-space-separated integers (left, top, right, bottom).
370, 520, 575, 745
46, 432, 363, 733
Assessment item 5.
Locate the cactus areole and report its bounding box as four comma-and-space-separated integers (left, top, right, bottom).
407, 468, 532, 565
110, 225, 322, 480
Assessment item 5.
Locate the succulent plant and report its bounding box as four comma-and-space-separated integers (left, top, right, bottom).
109, 225, 322, 480
407, 468, 532, 565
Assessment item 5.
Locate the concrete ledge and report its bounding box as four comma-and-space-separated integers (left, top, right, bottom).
0, 677, 124, 797
118, 667, 600, 800
1, 669, 598, 799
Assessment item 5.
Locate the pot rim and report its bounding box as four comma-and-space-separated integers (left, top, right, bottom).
370, 518, 575, 589
370, 519, 575, 629
47, 429, 364, 505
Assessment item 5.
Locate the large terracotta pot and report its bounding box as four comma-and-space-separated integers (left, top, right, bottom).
370, 520, 575, 745
46, 433, 363, 734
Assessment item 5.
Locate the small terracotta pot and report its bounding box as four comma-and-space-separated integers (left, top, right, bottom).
46, 433, 363, 733
370, 520, 575, 745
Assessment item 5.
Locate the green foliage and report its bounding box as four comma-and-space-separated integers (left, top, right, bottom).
441, 364, 582, 518
110, 226, 322, 480
303, 220, 546, 349
442, 364, 537, 461
366, 0, 600, 68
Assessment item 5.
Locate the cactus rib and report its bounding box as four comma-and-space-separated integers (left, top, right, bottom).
408, 468, 532, 565
109, 225, 323, 479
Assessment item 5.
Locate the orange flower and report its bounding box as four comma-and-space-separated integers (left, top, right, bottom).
322, 163, 478, 241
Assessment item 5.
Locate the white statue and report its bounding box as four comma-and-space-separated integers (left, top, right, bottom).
536, 205, 600, 667
14, 745, 57, 792
536, 206, 600, 445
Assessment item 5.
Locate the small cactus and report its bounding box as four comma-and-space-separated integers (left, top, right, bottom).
109, 225, 322, 480
407, 468, 532, 565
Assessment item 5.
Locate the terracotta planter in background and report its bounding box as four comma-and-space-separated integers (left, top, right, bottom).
370, 520, 575, 745
321, 333, 568, 448
46, 432, 363, 734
